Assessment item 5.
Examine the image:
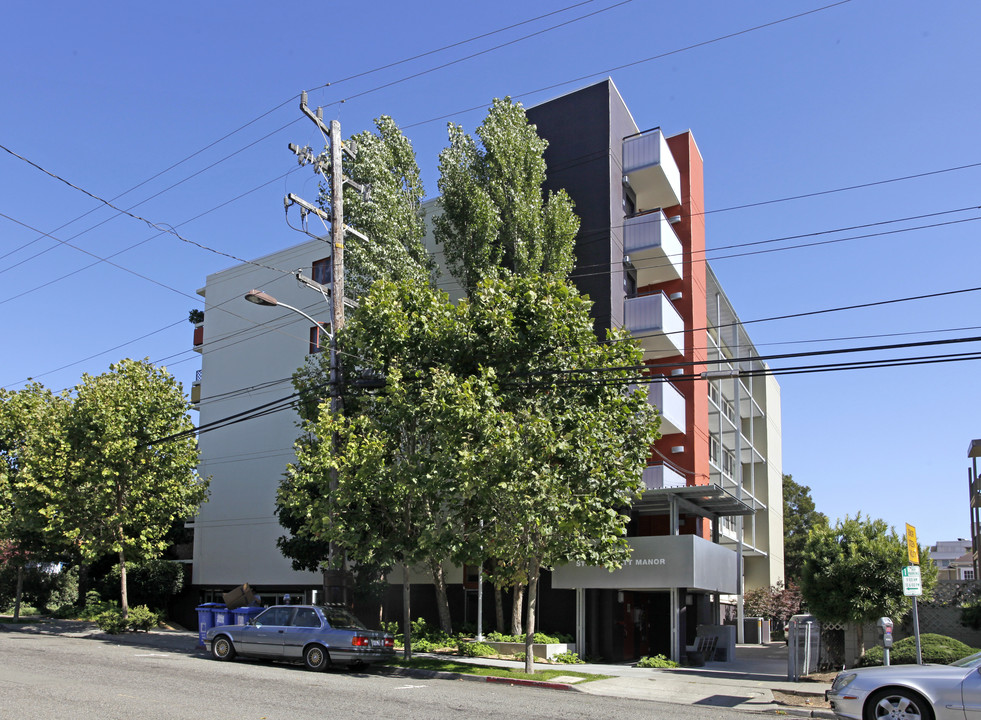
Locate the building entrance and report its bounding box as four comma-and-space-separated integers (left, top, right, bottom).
620, 591, 671, 660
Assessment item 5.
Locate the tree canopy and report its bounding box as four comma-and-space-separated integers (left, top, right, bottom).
319, 114, 436, 298
434, 97, 579, 295
799, 513, 936, 628
782, 474, 828, 582
280, 273, 659, 670
0, 359, 208, 614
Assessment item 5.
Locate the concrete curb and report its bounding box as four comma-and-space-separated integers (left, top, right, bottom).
376, 665, 576, 692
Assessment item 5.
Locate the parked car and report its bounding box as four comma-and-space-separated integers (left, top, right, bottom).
826, 651, 981, 720
206, 604, 395, 671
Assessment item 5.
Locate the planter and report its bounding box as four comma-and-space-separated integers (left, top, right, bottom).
482, 641, 577, 660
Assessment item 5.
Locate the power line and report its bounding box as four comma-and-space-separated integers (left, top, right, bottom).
404, 0, 853, 129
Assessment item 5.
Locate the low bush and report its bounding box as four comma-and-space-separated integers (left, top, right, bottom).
480, 631, 572, 644
637, 654, 678, 668
552, 651, 584, 664
126, 605, 160, 632
859, 633, 977, 666
95, 605, 160, 634
458, 641, 495, 657
96, 609, 129, 634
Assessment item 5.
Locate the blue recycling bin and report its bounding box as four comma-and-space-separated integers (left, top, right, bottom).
212, 605, 233, 628
232, 606, 264, 626
195, 603, 223, 646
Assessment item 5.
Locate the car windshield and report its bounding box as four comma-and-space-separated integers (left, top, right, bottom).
950, 651, 981, 668
316, 606, 366, 630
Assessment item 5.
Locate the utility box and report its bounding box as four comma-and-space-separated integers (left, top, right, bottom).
787, 614, 821, 681
744, 617, 771, 644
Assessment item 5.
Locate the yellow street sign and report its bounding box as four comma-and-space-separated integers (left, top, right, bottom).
906, 523, 919, 565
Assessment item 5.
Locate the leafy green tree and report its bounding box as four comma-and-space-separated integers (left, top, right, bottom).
0, 384, 73, 619
4, 360, 208, 616
281, 273, 659, 672
434, 97, 579, 295
60, 359, 207, 615
308, 115, 435, 299
783, 474, 828, 582
800, 514, 937, 650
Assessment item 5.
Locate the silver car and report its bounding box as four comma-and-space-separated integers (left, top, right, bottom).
827, 651, 981, 720
206, 604, 395, 671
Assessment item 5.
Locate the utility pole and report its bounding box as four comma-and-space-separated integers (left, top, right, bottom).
285, 91, 364, 606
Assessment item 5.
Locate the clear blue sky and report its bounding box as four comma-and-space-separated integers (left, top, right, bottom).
2, 0, 979, 549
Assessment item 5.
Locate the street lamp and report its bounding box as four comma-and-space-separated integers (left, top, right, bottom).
244, 289, 331, 350
244, 288, 346, 603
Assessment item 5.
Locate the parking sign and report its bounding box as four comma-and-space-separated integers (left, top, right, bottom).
902, 565, 922, 596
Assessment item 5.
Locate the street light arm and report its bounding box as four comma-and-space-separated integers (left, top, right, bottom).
244, 290, 332, 348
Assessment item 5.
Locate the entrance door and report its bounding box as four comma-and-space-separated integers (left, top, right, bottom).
621, 592, 671, 660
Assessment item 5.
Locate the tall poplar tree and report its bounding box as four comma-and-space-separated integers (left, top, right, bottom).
434, 97, 579, 295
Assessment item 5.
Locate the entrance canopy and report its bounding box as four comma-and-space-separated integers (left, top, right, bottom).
633, 483, 757, 520
552, 534, 738, 593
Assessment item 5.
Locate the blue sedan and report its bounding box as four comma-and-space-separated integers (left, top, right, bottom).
206, 605, 395, 671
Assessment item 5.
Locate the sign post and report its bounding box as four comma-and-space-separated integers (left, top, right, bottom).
904, 523, 923, 664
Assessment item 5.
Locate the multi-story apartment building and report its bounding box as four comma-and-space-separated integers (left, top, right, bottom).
189, 79, 783, 662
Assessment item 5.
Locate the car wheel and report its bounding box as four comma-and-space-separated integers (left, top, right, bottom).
865, 688, 934, 720
304, 644, 330, 671
211, 635, 236, 661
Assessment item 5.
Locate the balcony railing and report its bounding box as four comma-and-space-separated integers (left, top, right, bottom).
642, 463, 686, 490
623, 128, 681, 212
624, 211, 683, 288
624, 292, 685, 359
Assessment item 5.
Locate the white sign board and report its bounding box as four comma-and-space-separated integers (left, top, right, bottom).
902, 565, 922, 596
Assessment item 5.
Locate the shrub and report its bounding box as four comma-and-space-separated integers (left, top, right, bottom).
458, 641, 495, 657
552, 651, 584, 664
96, 609, 129, 634
95, 605, 160, 633
637, 654, 678, 668
478, 631, 572, 644
858, 634, 977, 666
126, 605, 160, 632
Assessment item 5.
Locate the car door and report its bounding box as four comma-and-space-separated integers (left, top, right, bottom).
962, 667, 981, 720
282, 607, 323, 659
239, 607, 294, 657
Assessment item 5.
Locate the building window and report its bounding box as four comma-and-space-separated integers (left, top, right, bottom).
312, 257, 331, 286
624, 267, 637, 299
964, 569, 975, 580
309, 323, 330, 354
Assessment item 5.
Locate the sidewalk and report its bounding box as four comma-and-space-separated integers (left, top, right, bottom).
1, 620, 834, 717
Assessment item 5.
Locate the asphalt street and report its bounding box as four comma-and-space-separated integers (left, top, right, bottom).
0, 630, 759, 720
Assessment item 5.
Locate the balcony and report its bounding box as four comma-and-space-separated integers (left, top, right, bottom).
190, 369, 202, 409
623, 129, 681, 212
624, 292, 685, 359
642, 463, 686, 490
648, 380, 685, 436
624, 211, 683, 287
192, 323, 203, 353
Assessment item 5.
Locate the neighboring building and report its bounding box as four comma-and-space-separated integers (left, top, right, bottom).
189, 79, 783, 661
931, 540, 974, 580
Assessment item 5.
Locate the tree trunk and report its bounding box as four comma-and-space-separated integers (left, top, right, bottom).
402, 562, 412, 660
511, 583, 525, 636
524, 559, 540, 674
430, 560, 453, 635
494, 585, 504, 634
13, 565, 24, 622
119, 548, 129, 616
